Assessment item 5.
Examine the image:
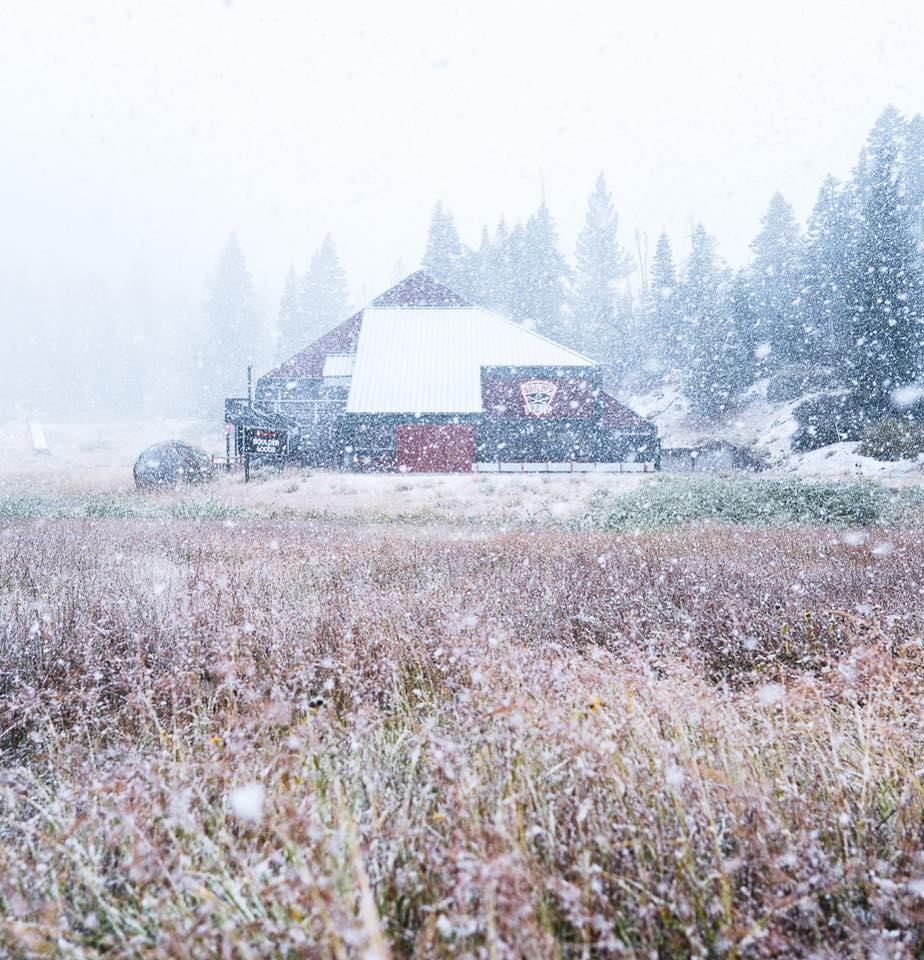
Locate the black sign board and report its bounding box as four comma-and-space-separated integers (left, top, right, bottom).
243, 427, 286, 457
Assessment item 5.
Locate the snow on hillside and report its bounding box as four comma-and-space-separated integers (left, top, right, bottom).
621, 378, 924, 482
622, 378, 799, 461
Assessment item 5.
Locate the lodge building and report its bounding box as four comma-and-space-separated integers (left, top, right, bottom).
225, 271, 658, 472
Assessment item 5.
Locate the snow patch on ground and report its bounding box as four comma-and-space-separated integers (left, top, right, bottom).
788, 442, 924, 480
620, 378, 924, 482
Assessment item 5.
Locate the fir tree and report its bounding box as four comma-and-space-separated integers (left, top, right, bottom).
519, 202, 570, 338
422, 202, 464, 288
904, 113, 924, 260
277, 265, 305, 361
679, 225, 742, 419
571, 174, 633, 361
300, 234, 349, 344
645, 230, 679, 369
727, 271, 757, 391
749, 192, 804, 367
802, 176, 857, 368
483, 217, 514, 314
200, 231, 258, 409
506, 222, 530, 324
846, 113, 924, 412
465, 225, 494, 307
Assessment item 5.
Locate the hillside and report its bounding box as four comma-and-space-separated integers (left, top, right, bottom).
622, 377, 924, 482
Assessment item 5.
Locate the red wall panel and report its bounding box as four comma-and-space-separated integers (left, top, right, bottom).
396, 424, 475, 473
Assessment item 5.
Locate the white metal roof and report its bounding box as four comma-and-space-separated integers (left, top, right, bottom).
322, 353, 355, 378
345, 307, 595, 414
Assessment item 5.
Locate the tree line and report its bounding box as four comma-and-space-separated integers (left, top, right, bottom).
420, 105, 924, 438
182, 102, 924, 438
21, 102, 919, 439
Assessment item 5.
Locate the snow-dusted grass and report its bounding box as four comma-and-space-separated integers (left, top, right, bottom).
0, 417, 220, 496
2, 520, 924, 956
217, 469, 651, 525
584, 475, 924, 530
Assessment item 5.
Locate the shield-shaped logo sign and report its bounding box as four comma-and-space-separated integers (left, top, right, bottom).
520, 379, 558, 416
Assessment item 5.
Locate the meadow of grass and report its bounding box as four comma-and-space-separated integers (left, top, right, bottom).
1, 506, 924, 958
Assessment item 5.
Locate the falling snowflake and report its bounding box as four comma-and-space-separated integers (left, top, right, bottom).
229, 782, 265, 821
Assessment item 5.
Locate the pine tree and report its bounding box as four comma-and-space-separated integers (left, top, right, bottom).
483, 217, 514, 314
645, 230, 679, 370
904, 113, 924, 261
846, 112, 924, 412
506, 222, 530, 324
802, 176, 857, 368
519, 202, 570, 338
200, 231, 258, 410
679, 225, 742, 419
748, 192, 804, 367
464, 225, 494, 307
571, 174, 633, 361
277, 265, 305, 361
727, 271, 758, 391
300, 234, 349, 344
422, 202, 464, 288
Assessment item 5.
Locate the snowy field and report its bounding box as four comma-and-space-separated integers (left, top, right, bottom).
3, 418, 924, 958
2, 501, 924, 955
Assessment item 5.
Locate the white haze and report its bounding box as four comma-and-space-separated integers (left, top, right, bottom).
1, 0, 923, 416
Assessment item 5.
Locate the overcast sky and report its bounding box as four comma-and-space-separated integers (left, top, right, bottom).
2, 0, 924, 305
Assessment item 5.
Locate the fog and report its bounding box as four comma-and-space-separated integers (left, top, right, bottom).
2, 0, 923, 418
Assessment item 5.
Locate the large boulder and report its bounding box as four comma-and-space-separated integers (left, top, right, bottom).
133, 441, 214, 490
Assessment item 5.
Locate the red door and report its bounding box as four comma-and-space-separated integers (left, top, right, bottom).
395, 424, 475, 473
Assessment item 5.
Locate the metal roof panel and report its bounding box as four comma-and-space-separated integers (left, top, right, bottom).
345, 307, 595, 414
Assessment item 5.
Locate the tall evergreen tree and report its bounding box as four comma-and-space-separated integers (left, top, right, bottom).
727, 270, 758, 391
519, 202, 570, 337
277, 265, 305, 361
679, 225, 743, 419
846, 111, 924, 412
450, 226, 495, 307
802, 176, 857, 367
483, 217, 514, 314
748, 192, 804, 366
466, 225, 494, 307
645, 230, 679, 369
506, 222, 530, 324
200, 231, 258, 409
904, 113, 924, 260
300, 234, 349, 343
422, 202, 464, 288
570, 174, 633, 361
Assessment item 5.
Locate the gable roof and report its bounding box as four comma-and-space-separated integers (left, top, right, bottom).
258, 272, 471, 384
345, 306, 595, 414
371, 270, 471, 308
262, 310, 363, 381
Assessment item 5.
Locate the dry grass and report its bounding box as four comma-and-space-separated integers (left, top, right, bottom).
1, 517, 924, 958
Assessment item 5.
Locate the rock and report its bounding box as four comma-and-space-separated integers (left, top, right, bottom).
133, 441, 214, 490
